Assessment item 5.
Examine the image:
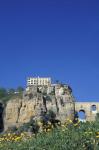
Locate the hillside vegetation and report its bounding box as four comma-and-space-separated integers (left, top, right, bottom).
0, 117, 99, 150
0, 87, 24, 103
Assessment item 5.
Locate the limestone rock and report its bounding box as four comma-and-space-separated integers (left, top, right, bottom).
3, 84, 75, 130
5, 99, 22, 124
18, 100, 36, 123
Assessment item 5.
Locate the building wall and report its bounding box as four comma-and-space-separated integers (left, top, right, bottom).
27, 77, 51, 86
75, 102, 99, 121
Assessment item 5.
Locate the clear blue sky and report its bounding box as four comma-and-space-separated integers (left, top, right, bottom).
0, 0, 99, 101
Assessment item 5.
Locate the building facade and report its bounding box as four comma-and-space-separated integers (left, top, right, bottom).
27, 77, 51, 86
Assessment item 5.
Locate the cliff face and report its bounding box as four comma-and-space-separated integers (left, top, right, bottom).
4, 84, 75, 130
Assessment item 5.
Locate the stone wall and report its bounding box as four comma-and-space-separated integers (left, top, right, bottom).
75, 102, 99, 121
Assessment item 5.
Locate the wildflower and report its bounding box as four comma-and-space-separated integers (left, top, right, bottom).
15, 137, 21, 141
96, 135, 99, 138
8, 133, 11, 136
38, 121, 43, 126
96, 132, 99, 135
61, 124, 65, 128
47, 129, 51, 132
74, 123, 78, 126
69, 120, 72, 123
21, 133, 25, 137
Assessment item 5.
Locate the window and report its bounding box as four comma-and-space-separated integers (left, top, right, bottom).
91, 105, 97, 113
78, 110, 86, 122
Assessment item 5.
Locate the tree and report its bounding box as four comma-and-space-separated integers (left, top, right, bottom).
0, 88, 7, 98
17, 86, 24, 93
8, 88, 15, 95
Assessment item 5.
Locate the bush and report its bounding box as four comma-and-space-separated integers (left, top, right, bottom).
0, 88, 7, 99
6, 126, 17, 133
17, 119, 39, 134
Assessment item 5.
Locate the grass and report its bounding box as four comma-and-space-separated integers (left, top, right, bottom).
0, 120, 99, 150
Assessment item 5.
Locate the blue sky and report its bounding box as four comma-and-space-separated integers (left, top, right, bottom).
0, 0, 99, 101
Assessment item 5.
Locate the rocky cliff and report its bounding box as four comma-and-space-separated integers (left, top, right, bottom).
4, 84, 75, 130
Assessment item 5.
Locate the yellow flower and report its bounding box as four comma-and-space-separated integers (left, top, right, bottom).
96, 135, 99, 138
47, 129, 51, 132
69, 120, 72, 123
61, 124, 65, 128
48, 121, 51, 125
74, 123, 78, 126
8, 133, 11, 136
38, 121, 43, 126
96, 132, 99, 135
21, 133, 25, 137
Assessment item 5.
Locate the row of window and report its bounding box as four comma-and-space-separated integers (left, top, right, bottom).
27, 80, 50, 85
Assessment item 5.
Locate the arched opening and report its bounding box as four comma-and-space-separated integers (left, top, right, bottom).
78, 110, 86, 122
0, 103, 4, 132
91, 105, 97, 114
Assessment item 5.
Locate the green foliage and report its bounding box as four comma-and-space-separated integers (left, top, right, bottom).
0, 88, 7, 99
14, 119, 39, 134
8, 89, 15, 95
48, 110, 56, 119
0, 86, 24, 103
0, 121, 99, 150
6, 126, 18, 133
96, 113, 99, 121
17, 123, 31, 133
17, 86, 24, 93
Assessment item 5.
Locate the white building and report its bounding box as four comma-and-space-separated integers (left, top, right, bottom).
27, 77, 51, 86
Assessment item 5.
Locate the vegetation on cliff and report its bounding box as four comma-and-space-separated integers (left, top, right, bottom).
0, 87, 24, 103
